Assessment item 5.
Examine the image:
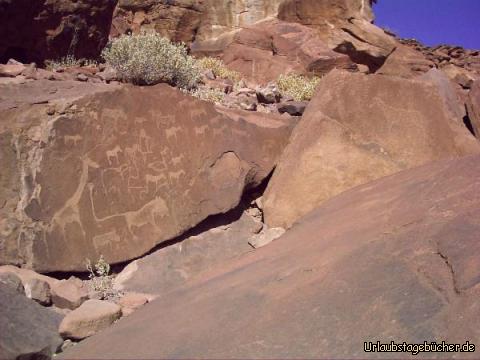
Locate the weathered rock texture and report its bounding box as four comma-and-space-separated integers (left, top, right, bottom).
61, 155, 480, 359
263, 70, 480, 228
222, 20, 356, 83
111, 0, 202, 43
0, 81, 293, 272
0, 0, 117, 64
0, 283, 63, 359
278, 0, 395, 71
112, 0, 284, 45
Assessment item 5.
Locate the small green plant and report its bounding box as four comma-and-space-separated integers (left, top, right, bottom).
86, 255, 114, 300
102, 32, 201, 89
45, 55, 82, 71
188, 87, 225, 103
197, 57, 241, 83
276, 74, 322, 101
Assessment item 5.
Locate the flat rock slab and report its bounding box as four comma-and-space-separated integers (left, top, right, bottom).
0, 82, 293, 272
62, 155, 480, 359
0, 283, 63, 359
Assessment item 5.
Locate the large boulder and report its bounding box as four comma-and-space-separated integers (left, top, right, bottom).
221, 20, 356, 84
0, 81, 294, 272
60, 155, 480, 359
0, 0, 117, 64
0, 283, 63, 359
263, 70, 480, 229
377, 44, 435, 78
467, 81, 480, 137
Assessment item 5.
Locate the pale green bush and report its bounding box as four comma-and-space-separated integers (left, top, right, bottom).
45, 56, 98, 71
277, 74, 322, 101
197, 57, 241, 83
86, 255, 115, 300
45, 55, 82, 71
102, 32, 201, 89
189, 87, 225, 103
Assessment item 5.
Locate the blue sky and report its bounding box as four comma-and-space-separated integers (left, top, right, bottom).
373, 0, 480, 49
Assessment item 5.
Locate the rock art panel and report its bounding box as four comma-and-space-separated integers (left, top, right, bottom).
0, 83, 294, 272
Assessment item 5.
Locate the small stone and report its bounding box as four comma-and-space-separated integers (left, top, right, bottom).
256, 83, 281, 104
51, 278, 89, 310
118, 292, 149, 316
60, 339, 76, 352
203, 69, 215, 80
77, 73, 88, 82
59, 299, 122, 340
25, 278, 52, 305
0, 64, 26, 77
277, 101, 308, 116
0, 272, 24, 294
98, 65, 118, 83
249, 227, 286, 249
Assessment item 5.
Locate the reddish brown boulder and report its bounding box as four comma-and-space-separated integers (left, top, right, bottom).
278, 0, 396, 71
377, 44, 435, 78
222, 20, 356, 84
0, 0, 117, 64
60, 155, 480, 359
467, 81, 480, 137
0, 81, 294, 272
263, 70, 480, 228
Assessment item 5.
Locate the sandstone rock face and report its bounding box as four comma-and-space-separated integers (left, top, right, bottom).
59, 299, 122, 340
0, 81, 293, 272
113, 209, 262, 295
278, 0, 375, 26
196, 0, 285, 41
467, 81, 480, 137
278, 0, 395, 71
112, 0, 284, 46
0, 0, 117, 64
0, 283, 63, 359
263, 70, 480, 228
60, 155, 480, 359
222, 20, 356, 83
377, 44, 435, 78
111, 0, 202, 43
